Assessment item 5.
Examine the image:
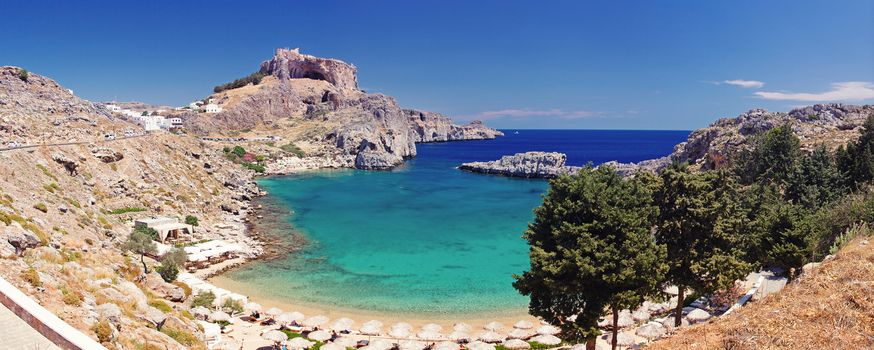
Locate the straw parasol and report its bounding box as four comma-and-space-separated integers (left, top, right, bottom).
244, 302, 262, 313
468, 341, 496, 350
422, 323, 443, 332
389, 327, 411, 339
308, 329, 332, 342
448, 331, 471, 342
288, 337, 316, 349
265, 307, 283, 317
513, 320, 534, 329
477, 331, 505, 343
417, 329, 446, 340
483, 322, 504, 332
288, 311, 306, 322
209, 311, 230, 322
392, 322, 413, 330
276, 312, 297, 324
368, 339, 395, 350
501, 339, 530, 350
433, 341, 459, 350
360, 320, 383, 335
303, 315, 330, 328
507, 328, 535, 340
321, 343, 346, 350
530, 334, 561, 345
333, 337, 358, 348
262, 329, 289, 343
452, 323, 472, 332
535, 324, 560, 336
329, 317, 355, 332
399, 340, 428, 350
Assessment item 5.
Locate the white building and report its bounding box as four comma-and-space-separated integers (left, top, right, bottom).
204, 103, 222, 113
105, 104, 121, 112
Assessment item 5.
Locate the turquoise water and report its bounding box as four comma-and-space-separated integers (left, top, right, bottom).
220, 130, 689, 316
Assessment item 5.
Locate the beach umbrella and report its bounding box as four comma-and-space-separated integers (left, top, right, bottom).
468, 341, 496, 350
530, 334, 561, 346
321, 343, 346, 350
433, 341, 459, 350
452, 323, 472, 332
501, 339, 530, 350
535, 325, 560, 336
265, 307, 283, 317
329, 317, 355, 332
262, 329, 289, 343
389, 327, 411, 339
422, 323, 443, 332
288, 311, 306, 322
507, 328, 535, 340
417, 329, 446, 340
303, 315, 330, 328
244, 302, 262, 313
288, 337, 315, 349
359, 323, 382, 336
308, 329, 332, 342
209, 311, 230, 322
392, 322, 413, 330
191, 306, 210, 319
333, 337, 358, 348
212, 339, 241, 350
483, 322, 504, 332
477, 331, 505, 343
399, 340, 428, 350
448, 331, 471, 342
513, 320, 534, 329
277, 312, 298, 324
368, 339, 394, 350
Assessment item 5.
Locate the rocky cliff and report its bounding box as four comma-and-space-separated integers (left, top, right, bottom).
609, 104, 874, 174
405, 109, 504, 142
0, 68, 263, 349
459, 152, 579, 178
184, 49, 501, 170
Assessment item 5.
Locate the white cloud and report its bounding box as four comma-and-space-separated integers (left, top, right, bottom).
722, 79, 765, 89
472, 108, 598, 120
754, 81, 874, 101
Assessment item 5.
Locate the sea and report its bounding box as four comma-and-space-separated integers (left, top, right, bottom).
215, 130, 689, 318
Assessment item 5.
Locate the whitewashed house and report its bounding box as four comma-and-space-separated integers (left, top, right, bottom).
204, 103, 222, 113
105, 104, 121, 112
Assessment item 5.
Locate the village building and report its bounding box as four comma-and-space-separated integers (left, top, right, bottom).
204, 103, 222, 113
134, 217, 194, 243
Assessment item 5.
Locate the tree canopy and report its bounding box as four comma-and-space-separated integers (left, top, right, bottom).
122, 229, 157, 274
513, 166, 666, 349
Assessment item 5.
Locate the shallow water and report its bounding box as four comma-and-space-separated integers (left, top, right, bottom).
219, 130, 689, 317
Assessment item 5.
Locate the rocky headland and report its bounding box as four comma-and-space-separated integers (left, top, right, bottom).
183, 48, 501, 171
459, 152, 579, 178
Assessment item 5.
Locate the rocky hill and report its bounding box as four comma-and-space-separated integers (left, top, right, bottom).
184, 48, 501, 170
0, 68, 262, 349
610, 104, 874, 174
459, 152, 578, 178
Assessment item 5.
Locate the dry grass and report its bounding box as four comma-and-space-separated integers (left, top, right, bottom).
647, 237, 874, 350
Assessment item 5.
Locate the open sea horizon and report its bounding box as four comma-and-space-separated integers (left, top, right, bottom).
213, 129, 690, 318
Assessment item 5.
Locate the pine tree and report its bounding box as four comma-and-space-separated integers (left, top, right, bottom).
654, 163, 751, 326
514, 166, 666, 350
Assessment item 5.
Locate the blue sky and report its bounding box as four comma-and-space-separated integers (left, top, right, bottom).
1, 1, 872, 130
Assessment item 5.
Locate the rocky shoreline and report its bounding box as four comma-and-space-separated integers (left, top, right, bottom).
458, 152, 579, 178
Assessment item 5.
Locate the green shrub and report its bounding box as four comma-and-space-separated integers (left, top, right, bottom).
184, 215, 199, 226
148, 298, 173, 313
191, 291, 215, 309
160, 326, 200, 347
61, 286, 83, 306
92, 319, 113, 343
43, 183, 60, 193
213, 71, 266, 93
21, 268, 41, 287
36, 164, 58, 181
222, 298, 243, 315
279, 143, 306, 158
156, 262, 179, 282
109, 207, 146, 215
242, 162, 265, 173
232, 146, 246, 157
18, 68, 29, 82
33, 203, 48, 213
134, 225, 158, 240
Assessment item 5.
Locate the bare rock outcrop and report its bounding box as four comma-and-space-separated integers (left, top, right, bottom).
405, 109, 504, 142
261, 48, 359, 91
459, 152, 578, 178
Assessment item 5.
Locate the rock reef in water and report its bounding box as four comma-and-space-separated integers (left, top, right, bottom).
459, 152, 578, 178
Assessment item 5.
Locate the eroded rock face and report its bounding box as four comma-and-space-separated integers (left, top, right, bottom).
459, 152, 578, 178
405, 109, 504, 142
261, 48, 358, 91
